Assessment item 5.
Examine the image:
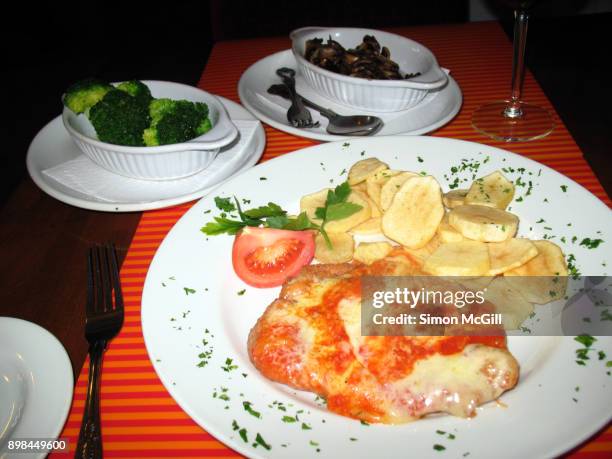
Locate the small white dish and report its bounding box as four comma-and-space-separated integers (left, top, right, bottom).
0, 317, 73, 458
63, 81, 239, 180
27, 97, 265, 212
238, 50, 461, 142
290, 27, 447, 112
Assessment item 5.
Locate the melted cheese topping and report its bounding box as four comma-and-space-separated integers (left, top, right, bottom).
248, 249, 519, 424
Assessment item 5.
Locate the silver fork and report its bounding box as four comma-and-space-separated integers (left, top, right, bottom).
75, 244, 124, 459
276, 67, 319, 128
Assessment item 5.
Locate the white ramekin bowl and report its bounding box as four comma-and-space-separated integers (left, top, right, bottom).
291, 27, 448, 112
62, 80, 238, 180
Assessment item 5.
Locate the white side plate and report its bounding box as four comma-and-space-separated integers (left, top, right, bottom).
26, 97, 265, 212
238, 50, 462, 141
0, 317, 73, 459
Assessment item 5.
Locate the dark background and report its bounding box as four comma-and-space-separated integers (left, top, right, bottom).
2, 0, 610, 207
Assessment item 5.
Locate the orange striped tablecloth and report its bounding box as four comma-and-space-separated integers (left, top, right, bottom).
52, 21, 610, 458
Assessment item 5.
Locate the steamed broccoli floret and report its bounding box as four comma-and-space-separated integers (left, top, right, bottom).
63, 78, 113, 114
148, 98, 178, 122
117, 80, 153, 106
143, 99, 212, 146
89, 89, 151, 146
196, 117, 212, 135
143, 98, 178, 146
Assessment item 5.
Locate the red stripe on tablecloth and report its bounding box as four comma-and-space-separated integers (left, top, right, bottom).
51, 21, 610, 459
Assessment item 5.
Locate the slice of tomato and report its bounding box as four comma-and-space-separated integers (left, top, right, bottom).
232, 227, 315, 288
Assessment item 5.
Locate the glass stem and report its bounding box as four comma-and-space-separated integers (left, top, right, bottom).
504, 9, 529, 119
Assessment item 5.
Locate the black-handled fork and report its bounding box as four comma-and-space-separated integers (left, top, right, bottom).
276, 67, 319, 128
75, 244, 124, 459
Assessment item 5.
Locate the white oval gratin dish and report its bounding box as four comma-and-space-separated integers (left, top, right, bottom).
291, 27, 448, 112
62, 80, 238, 181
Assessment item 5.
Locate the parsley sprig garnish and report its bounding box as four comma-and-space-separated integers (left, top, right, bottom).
201, 198, 305, 235
314, 182, 363, 248
200, 182, 363, 249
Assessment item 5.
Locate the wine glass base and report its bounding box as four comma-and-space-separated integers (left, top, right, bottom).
472, 101, 554, 142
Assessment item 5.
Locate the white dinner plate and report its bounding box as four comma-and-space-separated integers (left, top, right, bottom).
142, 136, 611, 459
26, 97, 265, 212
0, 317, 73, 458
238, 50, 462, 141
